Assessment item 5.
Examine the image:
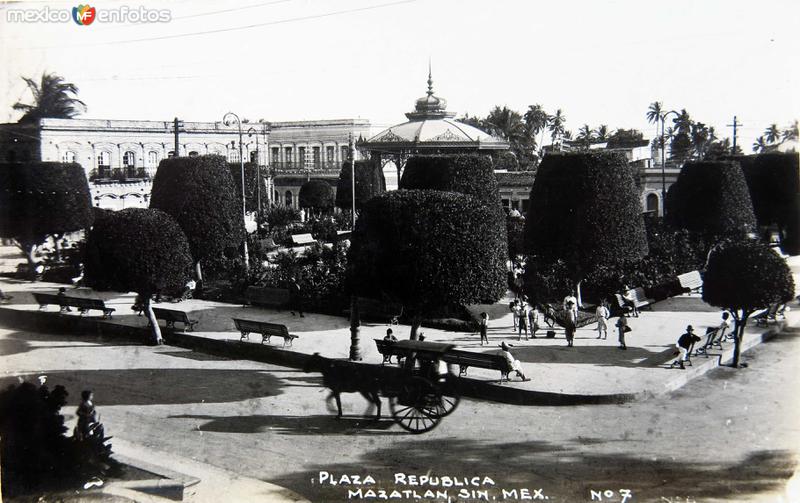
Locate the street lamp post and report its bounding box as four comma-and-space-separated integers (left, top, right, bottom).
348, 132, 361, 361
659, 110, 680, 216
223, 112, 249, 270
247, 127, 261, 217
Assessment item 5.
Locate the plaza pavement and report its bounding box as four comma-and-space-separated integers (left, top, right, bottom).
1, 254, 797, 401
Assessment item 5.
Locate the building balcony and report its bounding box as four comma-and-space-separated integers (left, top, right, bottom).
90, 167, 152, 183
269, 160, 345, 174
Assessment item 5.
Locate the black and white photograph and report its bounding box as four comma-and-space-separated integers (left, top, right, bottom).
0, 1, 798, 501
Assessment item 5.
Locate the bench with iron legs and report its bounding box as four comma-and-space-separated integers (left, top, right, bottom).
151, 307, 199, 331
441, 349, 514, 383
33, 292, 115, 318
677, 270, 703, 294
754, 303, 786, 327
244, 286, 290, 309
614, 288, 654, 317
233, 318, 297, 348
693, 326, 726, 357
374, 338, 398, 364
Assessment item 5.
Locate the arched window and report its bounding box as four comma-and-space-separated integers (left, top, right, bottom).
229, 149, 240, 163
285, 190, 293, 207
123, 151, 136, 167
147, 151, 159, 168
97, 151, 110, 177
646, 193, 660, 216
250, 151, 257, 163
62, 150, 76, 163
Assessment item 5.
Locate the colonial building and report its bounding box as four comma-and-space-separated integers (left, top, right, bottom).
0, 117, 370, 210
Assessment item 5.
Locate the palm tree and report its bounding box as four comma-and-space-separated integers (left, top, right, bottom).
548, 109, 566, 145
764, 124, 781, 144
646, 101, 663, 129
594, 124, 610, 142
523, 104, 549, 136
13, 72, 86, 123
753, 136, 768, 153
782, 120, 799, 142
576, 124, 594, 150
672, 109, 692, 135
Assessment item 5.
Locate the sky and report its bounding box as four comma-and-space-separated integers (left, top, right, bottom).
1, 0, 798, 151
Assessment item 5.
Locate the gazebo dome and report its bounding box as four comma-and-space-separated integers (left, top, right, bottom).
365, 70, 508, 150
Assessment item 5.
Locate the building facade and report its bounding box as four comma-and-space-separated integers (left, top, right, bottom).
0, 117, 370, 211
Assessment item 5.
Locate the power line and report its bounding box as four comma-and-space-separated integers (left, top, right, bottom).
20, 0, 416, 49
172, 0, 293, 20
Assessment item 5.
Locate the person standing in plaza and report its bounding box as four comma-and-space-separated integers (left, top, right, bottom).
518, 303, 529, 341
479, 312, 489, 346
528, 304, 540, 339
564, 300, 577, 347
510, 299, 520, 331
289, 276, 304, 317
596, 300, 610, 340
615, 312, 630, 350
563, 290, 578, 314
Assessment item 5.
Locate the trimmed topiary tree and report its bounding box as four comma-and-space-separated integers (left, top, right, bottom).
725, 153, 800, 255
703, 241, 795, 367
348, 190, 507, 339
523, 152, 648, 303
666, 160, 757, 237
151, 155, 245, 286
335, 159, 386, 211
400, 155, 502, 210
299, 180, 334, 214
0, 162, 93, 277
84, 208, 193, 344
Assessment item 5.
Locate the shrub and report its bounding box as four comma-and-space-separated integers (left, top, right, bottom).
299, 180, 334, 212
335, 159, 386, 210
523, 152, 648, 299
264, 205, 301, 229
725, 153, 800, 254
84, 208, 193, 344
348, 190, 507, 338
151, 155, 245, 281
0, 162, 93, 277
703, 241, 794, 367
506, 215, 526, 260
666, 160, 757, 237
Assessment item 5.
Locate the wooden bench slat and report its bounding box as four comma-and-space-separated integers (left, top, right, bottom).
152, 307, 199, 331
33, 292, 115, 318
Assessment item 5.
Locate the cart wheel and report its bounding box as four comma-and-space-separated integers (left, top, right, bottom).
389, 377, 442, 434
434, 393, 460, 418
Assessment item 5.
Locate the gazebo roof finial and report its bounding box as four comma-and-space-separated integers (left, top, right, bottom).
427, 59, 434, 97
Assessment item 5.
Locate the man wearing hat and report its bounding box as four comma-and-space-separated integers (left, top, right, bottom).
673, 325, 702, 369
498, 342, 530, 381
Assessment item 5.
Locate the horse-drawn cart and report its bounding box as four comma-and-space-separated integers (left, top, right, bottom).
379, 340, 461, 434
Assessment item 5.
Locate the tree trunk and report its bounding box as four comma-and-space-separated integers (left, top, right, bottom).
53, 234, 63, 262
21, 243, 37, 280
409, 315, 422, 341
576, 279, 583, 309
143, 297, 163, 345
731, 311, 750, 368
348, 296, 362, 361
195, 261, 204, 294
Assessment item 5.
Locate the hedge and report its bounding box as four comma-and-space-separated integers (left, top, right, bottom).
666, 160, 756, 237
299, 180, 334, 210
151, 155, 245, 266
523, 152, 648, 280
348, 190, 507, 336
335, 159, 386, 210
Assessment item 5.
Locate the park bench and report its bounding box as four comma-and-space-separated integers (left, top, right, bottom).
233, 318, 297, 347
33, 292, 115, 318
693, 326, 724, 358
677, 270, 703, 294
151, 307, 199, 332
441, 349, 513, 382
335, 230, 352, 241
374, 338, 399, 364
290, 233, 316, 246
753, 303, 786, 327
244, 285, 290, 309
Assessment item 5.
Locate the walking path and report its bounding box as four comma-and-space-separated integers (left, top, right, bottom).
1, 254, 796, 400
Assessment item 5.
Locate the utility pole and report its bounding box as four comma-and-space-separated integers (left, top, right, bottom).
727, 116, 742, 154
349, 133, 356, 230
348, 132, 361, 361
173, 117, 184, 157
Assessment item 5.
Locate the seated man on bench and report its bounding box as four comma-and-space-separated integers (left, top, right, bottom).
498, 342, 530, 381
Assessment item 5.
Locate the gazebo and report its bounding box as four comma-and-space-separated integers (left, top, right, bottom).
359, 70, 508, 180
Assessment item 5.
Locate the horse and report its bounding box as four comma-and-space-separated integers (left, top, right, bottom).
304, 353, 383, 419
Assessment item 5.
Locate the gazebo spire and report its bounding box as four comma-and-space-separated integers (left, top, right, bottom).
427, 60, 434, 97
